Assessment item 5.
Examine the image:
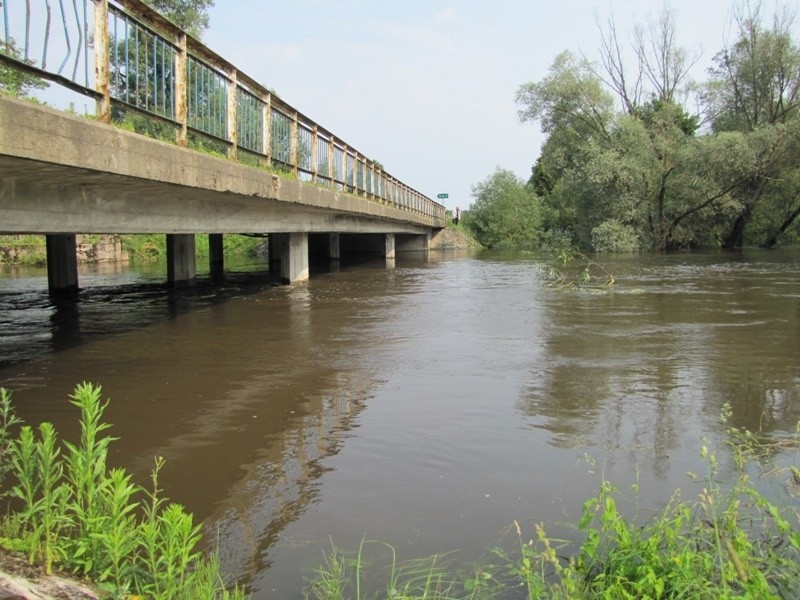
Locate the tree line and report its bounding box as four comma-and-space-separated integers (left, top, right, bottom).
465, 1, 800, 251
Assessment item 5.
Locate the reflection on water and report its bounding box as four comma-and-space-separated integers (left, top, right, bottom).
0, 249, 799, 597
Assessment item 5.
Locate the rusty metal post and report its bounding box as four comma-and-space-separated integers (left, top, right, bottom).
359, 157, 366, 196
93, 0, 111, 123
263, 92, 272, 167
340, 146, 346, 189
311, 125, 319, 183
227, 70, 238, 159
328, 137, 335, 185
175, 33, 188, 147
290, 111, 299, 176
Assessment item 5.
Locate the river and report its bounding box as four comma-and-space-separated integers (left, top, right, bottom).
1, 249, 799, 597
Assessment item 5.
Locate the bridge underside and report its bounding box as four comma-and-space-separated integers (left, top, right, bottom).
0, 97, 442, 291
0, 156, 434, 236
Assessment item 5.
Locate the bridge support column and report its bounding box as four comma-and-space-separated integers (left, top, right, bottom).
328, 233, 341, 260
272, 233, 309, 284
209, 234, 224, 279
167, 234, 196, 285
46, 234, 78, 294
385, 234, 396, 259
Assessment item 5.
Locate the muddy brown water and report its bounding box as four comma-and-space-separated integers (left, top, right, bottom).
1, 249, 799, 597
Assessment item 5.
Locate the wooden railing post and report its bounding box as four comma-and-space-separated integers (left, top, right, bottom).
94, 0, 111, 123
175, 33, 188, 147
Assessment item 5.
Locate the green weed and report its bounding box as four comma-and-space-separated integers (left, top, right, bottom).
0, 384, 248, 598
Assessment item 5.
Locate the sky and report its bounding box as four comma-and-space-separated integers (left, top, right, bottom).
198, 0, 799, 212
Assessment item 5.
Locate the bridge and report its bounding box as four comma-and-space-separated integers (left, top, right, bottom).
0, 0, 445, 292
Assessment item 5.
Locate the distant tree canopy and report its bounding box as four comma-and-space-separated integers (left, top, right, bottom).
143, 0, 215, 38
467, 0, 800, 251
465, 168, 542, 250
0, 41, 49, 98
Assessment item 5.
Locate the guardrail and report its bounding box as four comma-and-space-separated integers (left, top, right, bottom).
0, 0, 445, 222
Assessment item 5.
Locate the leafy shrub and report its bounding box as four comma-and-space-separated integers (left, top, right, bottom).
590, 219, 641, 252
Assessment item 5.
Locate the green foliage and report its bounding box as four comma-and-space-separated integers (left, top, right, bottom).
465, 168, 543, 250
306, 539, 471, 600
112, 108, 176, 143
507, 3, 800, 251
143, 0, 215, 39
0, 235, 47, 266
0, 384, 248, 599
0, 41, 49, 98
0, 389, 22, 488
590, 220, 640, 253
516, 51, 614, 140
544, 249, 616, 290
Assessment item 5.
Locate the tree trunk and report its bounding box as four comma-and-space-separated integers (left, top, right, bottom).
723, 211, 749, 249
763, 204, 800, 248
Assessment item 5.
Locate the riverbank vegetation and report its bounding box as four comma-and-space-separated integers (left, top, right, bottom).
464, 1, 800, 252
0, 233, 263, 266
306, 410, 800, 599
0, 384, 247, 599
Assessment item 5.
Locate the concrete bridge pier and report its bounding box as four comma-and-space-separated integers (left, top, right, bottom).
46, 234, 79, 294
208, 234, 224, 279
385, 234, 396, 259
271, 232, 309, 284
329, 233, 341, 261
167, 234, 196, 286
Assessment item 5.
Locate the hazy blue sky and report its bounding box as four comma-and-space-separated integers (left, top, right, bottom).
201, 1, 799, 211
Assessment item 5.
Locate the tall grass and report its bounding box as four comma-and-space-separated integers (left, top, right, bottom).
0, 383, 248, 599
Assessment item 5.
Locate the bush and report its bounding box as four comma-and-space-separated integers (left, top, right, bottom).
590, 219, 641, 252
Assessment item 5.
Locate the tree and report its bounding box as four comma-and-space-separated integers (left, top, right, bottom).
703, 0, 800, 247
466, 168, 542, 250
0, 41, 49, 98
593, 7, 700, 115
516, 51, 615, 142
143, 0, 215, 39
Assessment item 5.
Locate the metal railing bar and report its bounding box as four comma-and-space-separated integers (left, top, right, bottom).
0, 51, 100, 98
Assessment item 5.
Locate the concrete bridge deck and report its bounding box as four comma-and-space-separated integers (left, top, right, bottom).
0, 97, 441, 238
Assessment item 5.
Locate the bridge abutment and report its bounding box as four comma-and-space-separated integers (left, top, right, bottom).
46, 234, 79, 294
167, 234, 197, 285
396, 232, 431, 252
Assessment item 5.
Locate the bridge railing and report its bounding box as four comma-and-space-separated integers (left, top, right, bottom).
0, 0, 445, 223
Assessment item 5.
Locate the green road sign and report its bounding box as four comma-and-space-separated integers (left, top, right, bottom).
437, 193, 449, 199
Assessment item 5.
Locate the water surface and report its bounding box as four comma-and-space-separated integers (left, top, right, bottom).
1, 249, 799, 597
